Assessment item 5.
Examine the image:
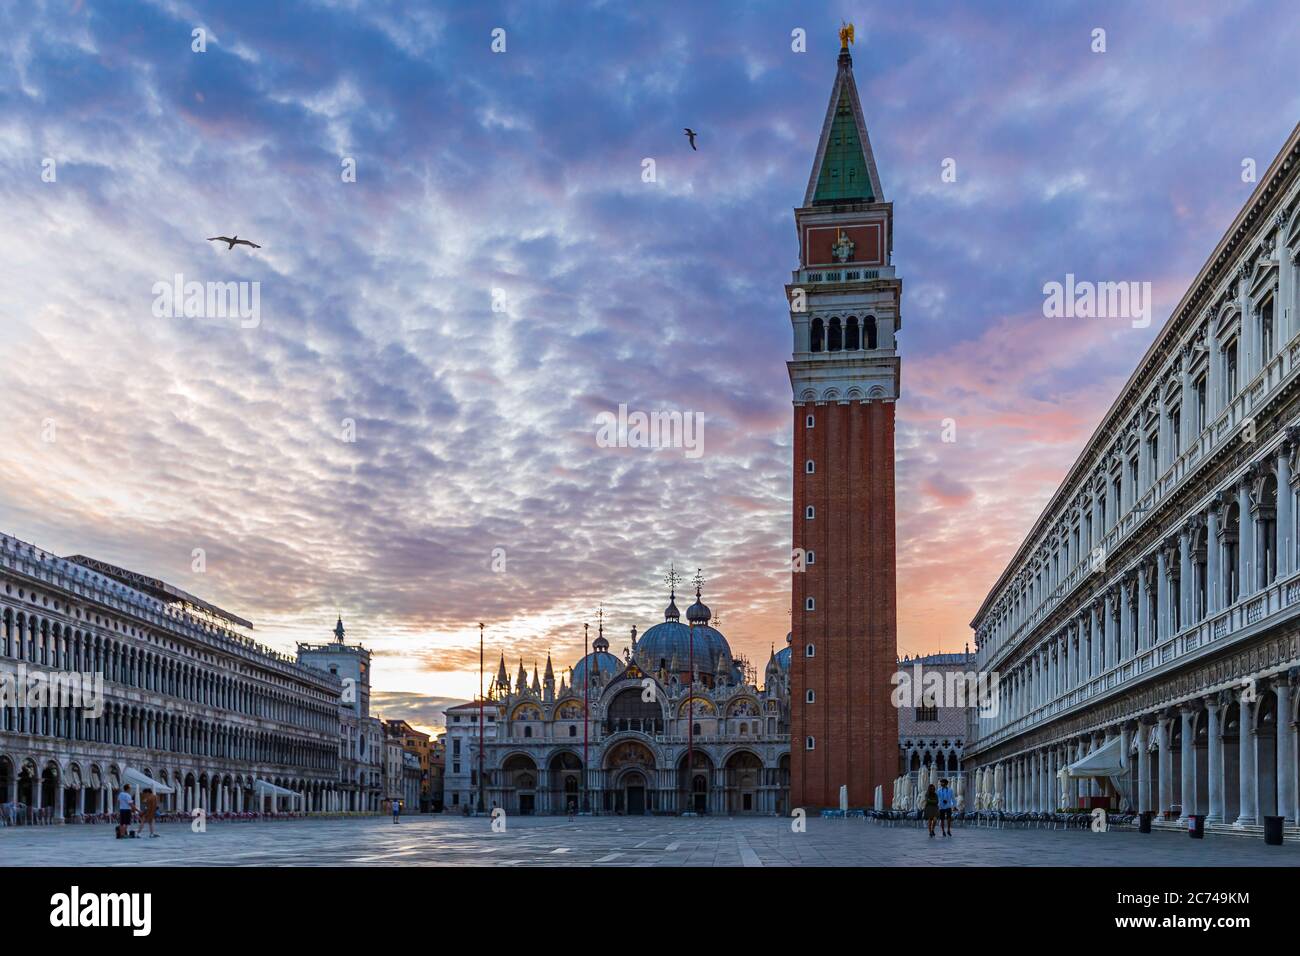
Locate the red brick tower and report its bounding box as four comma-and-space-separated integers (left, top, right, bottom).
788, 30, 900, 810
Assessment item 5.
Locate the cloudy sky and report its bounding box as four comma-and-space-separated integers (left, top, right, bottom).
1, 0, 1297, 733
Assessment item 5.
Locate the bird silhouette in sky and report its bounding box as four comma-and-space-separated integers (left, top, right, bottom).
207, 235, 262, 250
684, 128, 698, 150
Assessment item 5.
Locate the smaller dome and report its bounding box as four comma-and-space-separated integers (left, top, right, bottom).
685, 589, 711, 624
664, 595, 681, 621
592, 633, 610, 653
572, 649, 621, 686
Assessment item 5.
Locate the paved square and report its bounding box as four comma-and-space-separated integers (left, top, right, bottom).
3, 815, 1298, 866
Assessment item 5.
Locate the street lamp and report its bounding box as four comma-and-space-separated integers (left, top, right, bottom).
476, 622, 486, 814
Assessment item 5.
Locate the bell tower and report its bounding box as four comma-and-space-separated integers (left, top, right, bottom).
787, 26, 900, 810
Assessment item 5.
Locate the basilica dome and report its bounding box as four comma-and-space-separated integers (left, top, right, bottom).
637, 620, 731, 670
774, 632, 792, 671
571, 632, 623, 686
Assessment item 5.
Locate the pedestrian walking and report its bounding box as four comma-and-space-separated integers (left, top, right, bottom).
142, 787, 159, 837
923, 783, 939, 838
936, 778, 955, 836
116, 784, 136, 839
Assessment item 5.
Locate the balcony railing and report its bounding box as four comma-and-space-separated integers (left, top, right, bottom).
971, 562, 1300, 753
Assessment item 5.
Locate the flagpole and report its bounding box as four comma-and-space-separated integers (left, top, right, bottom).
582, 621, 590, 814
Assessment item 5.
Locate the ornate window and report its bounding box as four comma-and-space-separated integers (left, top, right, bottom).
1260, 297, 1275, 360
864, 315, 878, 350
810, 318, 824, 353
1225, 338, 1239, 397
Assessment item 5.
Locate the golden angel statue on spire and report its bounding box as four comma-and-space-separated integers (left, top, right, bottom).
839, 22, 855, 49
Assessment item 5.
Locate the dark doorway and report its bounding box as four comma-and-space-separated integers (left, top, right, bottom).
627, 786, 646, 815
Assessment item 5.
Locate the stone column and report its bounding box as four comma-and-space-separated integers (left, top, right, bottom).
1207, 500, 1221, 614
1091, 734, 1103, 798
1179, 705, 1196, 823
1276, 678, 1296, 824
1239, 478, 1254, 598
1206, 696, 1224, 823
1090, 604, 1102, 677
1279, 213, 1296, 345
1240, 271, 1255, 381
1048, 749, 1057, 810
1036, 751, 1045, 811
1157, 714, 1174, 817
1206, 310, 1221, 419
1138, 564, 1151, 651
1119, 579, 1132, 661
1179, 525, 1192, 631
1156, 547, 1169, 642
1137, 721, 1151, 812
1111, 591, 1123, 668
1235, 690, 1258, 826
1157, 389, 1170, 483
1279, 443, 1294, 578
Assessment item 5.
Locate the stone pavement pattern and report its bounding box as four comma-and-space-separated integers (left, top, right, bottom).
3, 816, 1298, 866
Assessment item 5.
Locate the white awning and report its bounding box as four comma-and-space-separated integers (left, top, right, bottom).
253, 779, 298, 797
122, 767, 175, 794
1065, 736, 1126, 778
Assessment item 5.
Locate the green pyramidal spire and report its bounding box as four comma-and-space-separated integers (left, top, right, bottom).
805, 41, 883, 206
813, 89, 873, 203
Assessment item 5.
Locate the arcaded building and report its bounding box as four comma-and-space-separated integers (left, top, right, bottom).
0, 532, 346, 818
965, 125, 1300, 830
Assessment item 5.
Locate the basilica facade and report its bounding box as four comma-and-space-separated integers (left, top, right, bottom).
965, 126, 1300, 832
451, 586, 792, 816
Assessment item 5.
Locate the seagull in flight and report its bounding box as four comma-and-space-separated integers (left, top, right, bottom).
207, 235, 262, 250
684, 128, 698, 151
